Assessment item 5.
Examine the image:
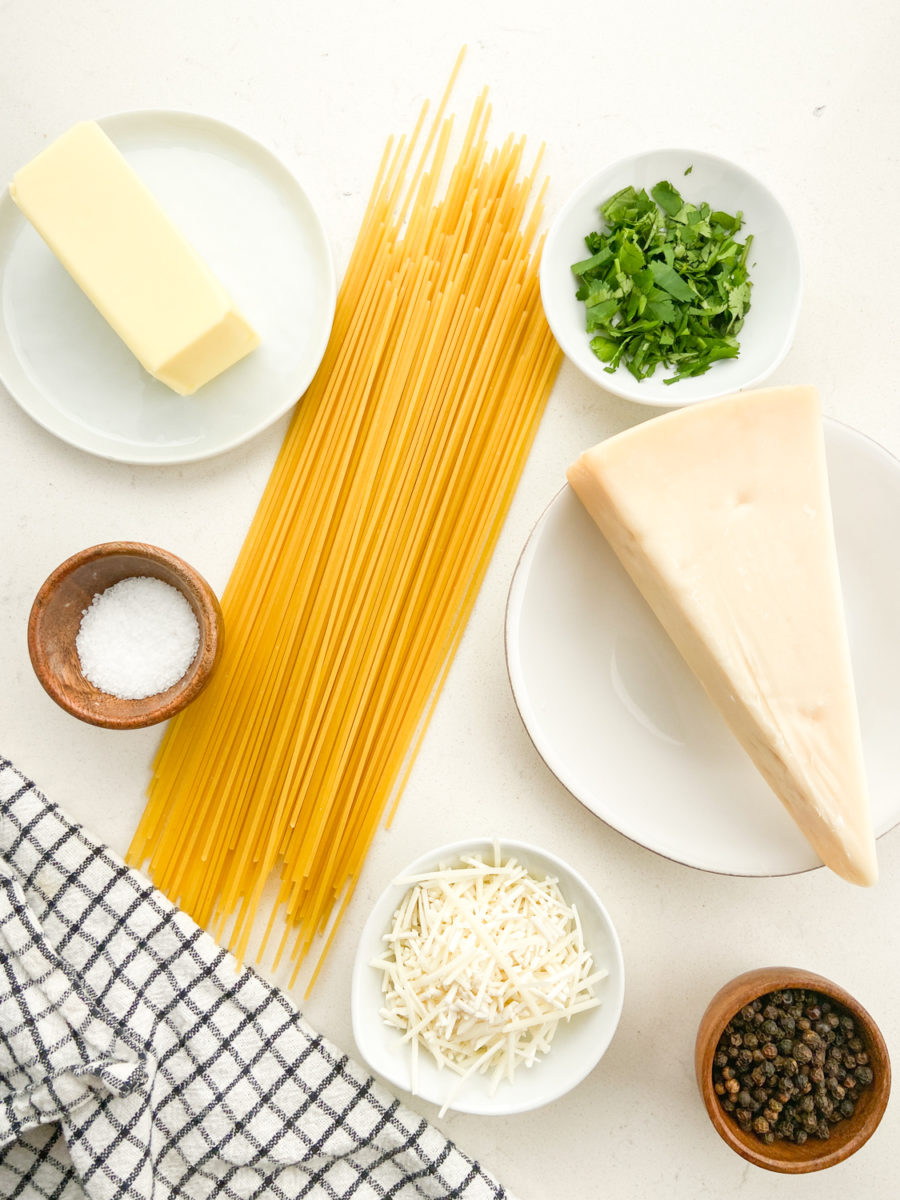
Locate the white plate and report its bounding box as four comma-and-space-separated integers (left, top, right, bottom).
505, 420, 900, 877
540, 148, 802, 407
0, 111, 336, 463
351, 838, 625, 1116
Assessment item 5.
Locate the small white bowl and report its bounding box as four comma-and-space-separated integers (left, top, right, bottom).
351, 836, 625, 1116
540, 148, 802, 407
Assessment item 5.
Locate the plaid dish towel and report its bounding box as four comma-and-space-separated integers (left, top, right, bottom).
0, 758, 513, 1200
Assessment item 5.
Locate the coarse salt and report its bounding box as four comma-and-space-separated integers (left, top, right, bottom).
76, 575, 200, 700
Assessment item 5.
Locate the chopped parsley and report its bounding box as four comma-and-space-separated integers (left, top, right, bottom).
571, 180, 753, 385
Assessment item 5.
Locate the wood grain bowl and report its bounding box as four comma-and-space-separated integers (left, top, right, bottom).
27, 541, 224, 729
695, 966, 890, 1173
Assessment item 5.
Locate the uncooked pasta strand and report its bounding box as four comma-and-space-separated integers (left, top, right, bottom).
128, 64, 562, 988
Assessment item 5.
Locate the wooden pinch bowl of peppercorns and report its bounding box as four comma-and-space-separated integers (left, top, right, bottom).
695, 966, 890, 1173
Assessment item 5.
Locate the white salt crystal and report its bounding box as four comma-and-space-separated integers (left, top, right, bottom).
76, 575, 200, 700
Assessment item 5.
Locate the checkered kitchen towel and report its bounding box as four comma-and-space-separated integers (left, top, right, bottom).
0, 758, 512, 1200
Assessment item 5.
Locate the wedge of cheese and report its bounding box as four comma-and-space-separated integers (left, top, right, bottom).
567, 386, 877, 886
9, 121, 259, 395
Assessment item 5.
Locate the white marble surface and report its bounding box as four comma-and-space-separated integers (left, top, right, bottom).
3, 2, 899, 1196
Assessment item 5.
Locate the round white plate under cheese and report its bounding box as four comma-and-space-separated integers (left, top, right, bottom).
505, 419, 900, 878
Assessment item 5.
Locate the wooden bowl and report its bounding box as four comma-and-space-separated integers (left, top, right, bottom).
28, 541, 224, 730
696, 966, 890, 1173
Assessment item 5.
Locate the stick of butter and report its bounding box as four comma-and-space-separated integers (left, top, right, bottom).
9, 121, 259, 395
567, 386, 878, 887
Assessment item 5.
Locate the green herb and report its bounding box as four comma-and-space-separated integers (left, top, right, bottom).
571, 180, 753, 384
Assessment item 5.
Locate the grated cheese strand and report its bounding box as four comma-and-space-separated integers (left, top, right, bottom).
374, 854, 602, 1110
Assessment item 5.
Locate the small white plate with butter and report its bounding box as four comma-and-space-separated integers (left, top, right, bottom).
0, 110, 336, 464
505, 419, 900, 877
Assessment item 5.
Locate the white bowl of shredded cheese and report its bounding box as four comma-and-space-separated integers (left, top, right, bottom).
351, 838, 624, 1115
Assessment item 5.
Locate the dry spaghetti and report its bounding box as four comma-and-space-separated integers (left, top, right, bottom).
127, 59, 562, 989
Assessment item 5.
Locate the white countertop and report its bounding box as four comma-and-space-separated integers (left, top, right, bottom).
3, 1, 899, 1196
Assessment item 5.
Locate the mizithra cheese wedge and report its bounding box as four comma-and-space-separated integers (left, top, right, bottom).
567, 386, 877, 886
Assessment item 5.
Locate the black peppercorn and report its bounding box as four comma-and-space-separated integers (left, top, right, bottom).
815, 1092, 834, 1117
711, 986, 875, 1146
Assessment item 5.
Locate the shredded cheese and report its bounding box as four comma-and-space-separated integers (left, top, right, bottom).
373, 849, 605, 1112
